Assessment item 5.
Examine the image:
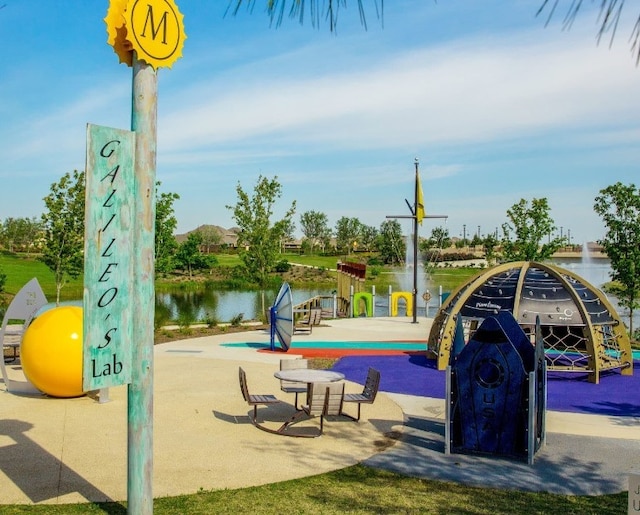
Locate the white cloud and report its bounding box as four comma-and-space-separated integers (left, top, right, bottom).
158, 26, 638, 156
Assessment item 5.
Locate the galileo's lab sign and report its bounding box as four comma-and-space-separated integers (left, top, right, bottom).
83, 123, 135, 391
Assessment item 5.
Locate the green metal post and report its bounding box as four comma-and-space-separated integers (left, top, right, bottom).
128, 54, 157, 515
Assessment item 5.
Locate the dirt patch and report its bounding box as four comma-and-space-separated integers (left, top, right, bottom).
154, 323, 268, 344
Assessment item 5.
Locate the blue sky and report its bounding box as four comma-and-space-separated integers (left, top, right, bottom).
1, 1, 638, 245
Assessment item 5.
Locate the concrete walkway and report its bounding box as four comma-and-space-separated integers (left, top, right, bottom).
0, 317, 638, 505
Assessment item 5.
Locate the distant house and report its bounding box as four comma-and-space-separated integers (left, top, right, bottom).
175, 225, 239, 252
283, 239, 303, 252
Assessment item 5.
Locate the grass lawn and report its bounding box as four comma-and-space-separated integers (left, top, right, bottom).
1, 252, 479, 305
210, 253, 241, 267
0, 252, 83, 301
283, 253, 344, 270
280, 253, 480, 293
0, 465, 625, 514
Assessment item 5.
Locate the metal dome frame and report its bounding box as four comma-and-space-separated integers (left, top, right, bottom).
428, 261, 632, 383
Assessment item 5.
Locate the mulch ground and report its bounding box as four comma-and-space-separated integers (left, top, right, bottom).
154, 323, 268, 344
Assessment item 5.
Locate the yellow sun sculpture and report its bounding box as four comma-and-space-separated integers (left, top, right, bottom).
105, 0, 133, 66
104, 0, 186, 70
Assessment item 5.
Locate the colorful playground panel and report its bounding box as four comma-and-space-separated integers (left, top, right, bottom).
222, 340, 427, 351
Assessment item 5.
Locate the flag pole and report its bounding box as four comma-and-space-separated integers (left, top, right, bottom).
412, 158, 419, 323
386, 159, 447, 324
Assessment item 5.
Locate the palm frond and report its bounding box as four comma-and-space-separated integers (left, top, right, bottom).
537, 0, 640, 64
227, 0, 384, 32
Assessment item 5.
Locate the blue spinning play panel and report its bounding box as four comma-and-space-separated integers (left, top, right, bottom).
270, 282, 293, 351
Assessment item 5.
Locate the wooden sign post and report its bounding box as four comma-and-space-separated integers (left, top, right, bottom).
84, 124, 135, 392
102, 1, 185, 513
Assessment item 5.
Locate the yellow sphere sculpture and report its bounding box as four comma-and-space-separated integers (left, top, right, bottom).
21, 305, 85, 398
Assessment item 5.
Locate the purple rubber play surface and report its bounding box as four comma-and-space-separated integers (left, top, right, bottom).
332, 355, 640, 417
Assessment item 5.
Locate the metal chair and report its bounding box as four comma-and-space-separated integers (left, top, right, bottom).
238, 367, 281, 433
343, 367, 380, 421
294, 308, 322, 334
279, 381, 345, 437
279, 358, 308, 409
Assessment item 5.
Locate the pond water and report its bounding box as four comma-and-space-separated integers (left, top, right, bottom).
552, 256, 638, 331
156, 257, 638, 330
155, 285, 435, 322
155, 287, 334, 324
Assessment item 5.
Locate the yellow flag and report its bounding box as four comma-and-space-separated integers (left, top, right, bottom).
416, 172, 425, 224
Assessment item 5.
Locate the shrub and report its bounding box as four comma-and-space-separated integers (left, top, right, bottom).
0, 266, 6, 319
424, 251, 477, 263
154, 303, 173, 330
177, 311, 196, 334
229, 313, 244, 326
367, 256, 383, 266
204, 312, 219, 328
274, 260, 291, 273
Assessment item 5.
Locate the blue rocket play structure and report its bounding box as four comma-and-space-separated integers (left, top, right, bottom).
446, 311, 546, 464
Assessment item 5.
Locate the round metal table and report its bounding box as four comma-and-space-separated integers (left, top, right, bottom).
274, 369, 344, 383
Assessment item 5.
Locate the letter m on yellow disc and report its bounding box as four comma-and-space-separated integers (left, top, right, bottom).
126, 0, 186, 69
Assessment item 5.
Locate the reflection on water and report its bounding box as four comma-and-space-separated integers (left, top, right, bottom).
157, 258, 637, 330
156, 287, 334, 323
552, 257, 611, 289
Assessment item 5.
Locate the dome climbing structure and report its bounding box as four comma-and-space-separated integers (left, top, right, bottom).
427, 261, 632, 383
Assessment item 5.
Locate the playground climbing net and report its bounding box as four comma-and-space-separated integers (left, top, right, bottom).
522, 322, 627, 373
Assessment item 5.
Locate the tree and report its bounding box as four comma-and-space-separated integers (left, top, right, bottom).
334, 216, 362, 254
377, 219, 404, 265
226, 175, 296, 287
454, 238, 467, 249
300, 210, 330, 254
501, 197, 565, 262
594, 182, 640, 336
482, 232, 500, 266
0, 217, 42, 254
360, 225, 378, 252
0, 265, 6, 297
279, 218, 296, 254
176, 232, 204, 278
470, 233, 483, 248
1, 218, 18, 252
40, 170, 85, 304
155, 183, 180, 275
421, 226, 450, 264
20, 217, 42, 256
198, 226, 223, 254
0, 264, 5, 317
425, 226, 450, 250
